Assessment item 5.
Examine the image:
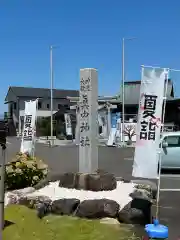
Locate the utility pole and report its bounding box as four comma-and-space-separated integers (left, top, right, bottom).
50, 46, 53, 146
121, 37, 136, 146
122, 38, 125, 146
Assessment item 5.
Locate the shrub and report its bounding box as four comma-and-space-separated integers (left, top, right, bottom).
5, 152, 48, 190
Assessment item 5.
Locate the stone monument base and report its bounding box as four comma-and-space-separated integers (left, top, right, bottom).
5, 171, 154, 226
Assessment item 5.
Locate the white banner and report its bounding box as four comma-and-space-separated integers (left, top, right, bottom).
20, 100, 37, 155
107, 113, 119, 146
64, 113, 72, 136
132, 67, 168, 178
98, 111, 108, 138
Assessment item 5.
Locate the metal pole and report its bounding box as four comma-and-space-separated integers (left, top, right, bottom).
156, 69, 169, 219
0, 148, 6, 239
107, 104, 111, 137
50, 46, 53, 146
141, 65, 180, 72
122, 38, 125, 145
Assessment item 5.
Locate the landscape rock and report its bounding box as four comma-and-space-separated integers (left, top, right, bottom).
34, 179, 50, 190
48, 173, 68, 182
37, 202, 52, 219
75, 199, 120, 219
86, 173, 117, 191
34, 173, 70, 190
131, 198, 152, 222
115, 176, 125, 182
12, 187, 35, 196
130, 189, 152, 202
58, 172, 117, 191
131, 180, 157, 199
74, 173, 88, 190
51, 198, 80, 215
59, 172, 77, 188
122, 179, 131, 183
18, 195, 52, 209
118, 205, 145, 225
5, 192, 19, 205
6, 187, 36, 206
118, 198, 152, 225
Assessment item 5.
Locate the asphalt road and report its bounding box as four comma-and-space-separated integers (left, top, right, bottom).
2, 137, 180, 239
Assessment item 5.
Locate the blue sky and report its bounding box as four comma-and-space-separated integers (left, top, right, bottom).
1, 0, 180, 112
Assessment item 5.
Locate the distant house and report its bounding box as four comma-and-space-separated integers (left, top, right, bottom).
120, 79, 174, 105
4, 86, 79, 135
118, 79, 180, 130
4, 80, 180, 137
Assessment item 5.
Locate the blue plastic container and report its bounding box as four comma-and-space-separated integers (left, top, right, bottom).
145, 219, 168, 239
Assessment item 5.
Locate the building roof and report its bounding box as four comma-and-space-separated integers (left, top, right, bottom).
5, 86, 79, 102
119, 79, 174, 105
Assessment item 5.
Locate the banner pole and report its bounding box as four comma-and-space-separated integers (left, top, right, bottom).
156, 69, 169, 219
32, 98, 38, 158
141, 65, 180, 72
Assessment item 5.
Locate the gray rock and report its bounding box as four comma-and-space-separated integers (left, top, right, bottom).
131, 180, 157, 199
131, 198, 152, 213
86, 173, 117, 191
75, 199, 120, 219
34, 179, 50, 190
122, 179, 131, 183
74, 173, 88, 190
59, 172, 77, 188
18, 195, 52, 209
118, 205, 145, 224
130, 189, 153, 201
34, 173, 76, 190
115, 176, 125, 182
48, 173, 67, 182
58, 172, 117, 191
12, 187, 35, 196
51, 198, 80, 215
118, 198, 152, 225
37, 202, 52, 219
6, 192, 19, 205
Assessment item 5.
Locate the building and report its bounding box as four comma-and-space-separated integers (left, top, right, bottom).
4, 86, 79, 135
4, 80, 180, 137
118, 79, 180, 130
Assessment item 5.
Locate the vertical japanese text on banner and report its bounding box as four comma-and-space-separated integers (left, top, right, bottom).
23, 115, 33, 141
140, 94, 159, 141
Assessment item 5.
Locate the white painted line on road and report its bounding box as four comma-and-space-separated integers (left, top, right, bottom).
161, 174, 180, 179
160, 189, 180, 191
124, 158, 133, 161
160, 206, 173, 209
7, 142, 11, 144
152, 204, 173, 209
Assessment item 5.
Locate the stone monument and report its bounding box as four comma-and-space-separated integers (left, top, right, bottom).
79, 68, 98, 173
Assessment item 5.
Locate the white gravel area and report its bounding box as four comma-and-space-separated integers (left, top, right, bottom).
24, 181, 135, 210
5, 194, 10, 207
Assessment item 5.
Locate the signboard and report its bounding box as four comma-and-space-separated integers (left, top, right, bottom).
64, 113, 72, 136
132, 67, 167, 178
111, 113, 117, 128
98, 110, 108, 138
20, 100, 37, 155
107, 112, 121, 146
